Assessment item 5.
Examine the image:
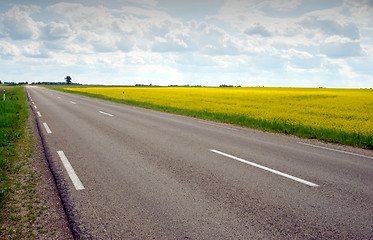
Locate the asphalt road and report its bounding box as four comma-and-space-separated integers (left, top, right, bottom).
26, 86, 373, 239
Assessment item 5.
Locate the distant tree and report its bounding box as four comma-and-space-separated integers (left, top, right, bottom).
4, 82, 16, 85
65, 76, 72, 85
0, 80, 2, 84
219, 84, 234, 87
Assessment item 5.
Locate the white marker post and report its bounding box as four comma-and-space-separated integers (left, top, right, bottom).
3, 90, 5, 101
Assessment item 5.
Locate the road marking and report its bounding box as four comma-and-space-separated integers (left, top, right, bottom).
99, 111, 114, 117
70, 101, 77, 104
37, 111, 42, 117
57, 97, 61, 99
210, 149, 319, 187
57, 151, 85, 190
199, 121, 239, 131
297, 142, 373, 159
42, 122, 52, 133
34, 105, 37, 109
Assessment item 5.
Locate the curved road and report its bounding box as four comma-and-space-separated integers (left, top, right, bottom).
26, 86, 373, 239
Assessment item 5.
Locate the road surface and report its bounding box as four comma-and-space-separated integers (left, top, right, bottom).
26, 86, 373, 239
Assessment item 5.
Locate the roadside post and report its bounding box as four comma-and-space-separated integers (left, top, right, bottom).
3, 90, 5, 101
123, 90, 124, 100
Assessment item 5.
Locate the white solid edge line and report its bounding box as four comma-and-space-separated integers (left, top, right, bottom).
199, 121, 239, 131
42, 122, 52, 133
57, 151, 85, 190
210, 149, 319, 187
99, 110, 114, 117
297, 142, 373, 159
37, 111, 42, 117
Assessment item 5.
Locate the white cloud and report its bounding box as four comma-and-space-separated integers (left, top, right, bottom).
287, 48, 313, 59
137, 64, 185, 85
112, 14, 143, 35
267, 0, 301, 12
0, 1, 371, 87
1, 5, 41, 40
117, 36, 136, 52
120, 6, 170, 20
23, 42, 39, 56
299, 16, 360, 40
244, 23, 272, 37
344, 0, 373, 25
210, 0, 263, 26
125, 0, 159, 7
43, 21, 73, 39
188, 21, 241, 55
283, 49, 323, 70
0, 40, 21, 56
73, 30, 119, 53
46, 3, 112, 27
330, 58, 359, 78
23, 41, 49, 58
45, 3, 175, 53
175, 53, 216, 67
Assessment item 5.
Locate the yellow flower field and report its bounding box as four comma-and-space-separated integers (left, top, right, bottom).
65, 87, 373, 137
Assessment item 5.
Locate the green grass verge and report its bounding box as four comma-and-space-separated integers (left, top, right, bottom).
49, 86, 373, 150
0, 86, 60, 239
0, 86, 28, 209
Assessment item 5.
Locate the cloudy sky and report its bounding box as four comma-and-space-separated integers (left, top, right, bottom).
0, 0, 372, 87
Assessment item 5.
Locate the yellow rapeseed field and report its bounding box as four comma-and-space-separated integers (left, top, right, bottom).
65, 87, 373, 136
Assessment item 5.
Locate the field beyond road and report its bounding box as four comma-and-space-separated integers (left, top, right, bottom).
61, 86, 373, 149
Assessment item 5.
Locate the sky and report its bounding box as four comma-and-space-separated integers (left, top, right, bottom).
0, 0, 372, 87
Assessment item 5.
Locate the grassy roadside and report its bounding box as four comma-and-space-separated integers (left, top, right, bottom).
49, 86, 372, 149
0, 86, 70, 239
0, 86, 28, 208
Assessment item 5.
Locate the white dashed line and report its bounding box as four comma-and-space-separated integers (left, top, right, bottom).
99, 111, 114, 117
42, 122, 52, 133
70, 101, 77, 104
210, 149, 319, 187
37, 111, 42, 117
57, 151, 85, 190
